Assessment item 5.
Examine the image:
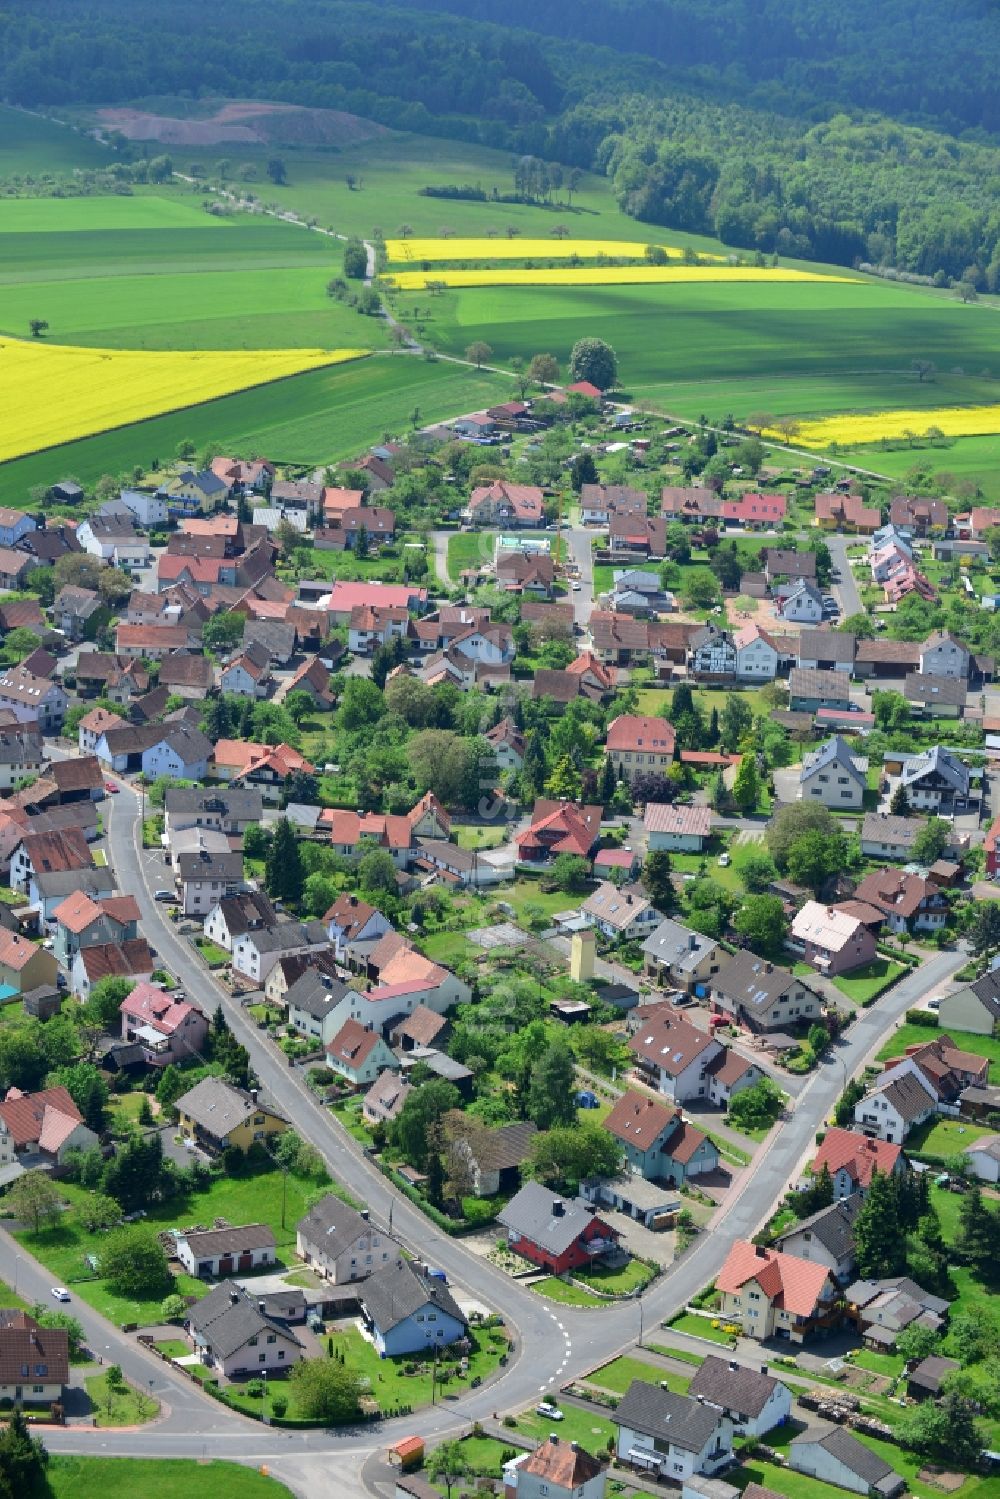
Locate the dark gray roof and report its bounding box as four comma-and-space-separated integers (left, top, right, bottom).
174, 1077, 287, 1136
158, 723, 213, 762
876, 1071, 937, 1121
907, 1355, 960, 1393
800, 735, 867, 787
187, 1280, 303, 1359
32, 867, 115, 900
285, 968, 351, 1020
688, 1355, 783, 1420
360, 1258, 465, 1335
791, 1424, 901, 1492
209, 891, 277, 936
898, 743, 970, 795
239, 920, 329, 955
177, 849, 245, 883
903, 673, 967, 708
776, 1195, 860, 1262
860, 813, 919, 848
165, 787, 263, 821
788, 666, 851, 701
498, 1181, 603, 1255
642, 917, 719, 972
797, 630, 856, 665
177, 1222, 276, 1257
713, 951, 801, 1009
616, 1380, 723, 1453
966, 969, 1000, 1019
297, 1193, 379, 1256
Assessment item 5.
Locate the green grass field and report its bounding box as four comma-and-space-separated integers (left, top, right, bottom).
877, 1021, 1000, 1081
830, 958, 906, 1006
0, 355, 510, 497
0, 106, 108, 178
44, 1457, 293, 1499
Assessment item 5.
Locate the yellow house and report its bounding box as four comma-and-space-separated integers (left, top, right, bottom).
0, 929, 58, 995
174, 1075, 288, 1152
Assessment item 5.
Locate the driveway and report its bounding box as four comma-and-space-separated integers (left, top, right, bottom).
827, 534, 863, 618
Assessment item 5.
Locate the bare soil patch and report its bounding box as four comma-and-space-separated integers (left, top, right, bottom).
96, 100, 387, 148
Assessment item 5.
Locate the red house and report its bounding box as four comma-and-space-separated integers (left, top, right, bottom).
497, 1182, 620, 1273
721, 493, 787, 529
516, 799, 602, 864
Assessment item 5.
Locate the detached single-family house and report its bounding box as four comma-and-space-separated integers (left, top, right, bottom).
51, 890, 140, 968
186, 1281, 303, 1377
860, 813, 921, 863
789, 901, 878, 977
516, 800, 602, 864
0, 1314, 69, 1407
360, 1258, 468, 1357
174, 1224, 276, 1279
938, 969, 1000, 1037
296, 1195, 396, 1284
0, 668, 67, 732
323, 894, 390, 961
775, 1196, 862, 1283
717, 1240, 840, 1342
644, 803, 711, 852
177, 847, 245, 917
0, 930, 58, 995
284, 970, 354, 1048
616, 1381, 733, 1481
734, 622, 779, 682
799, 737, 867, 810
628, 1011, 724, 1104
711, 952, 823, 1033
174, 1077, 288, 1153
962, 1133, 1000, 1184
0, 1085, 98, 1166
503, 1437, 607, 1499
853, 1071, 937, 1143
326, 1019, 398, 1088
582, 882, 660, 942
788, 667, 853, 713
119, 981, 208, 1067
852, 869, 948, 934
811, 1129, 907, 1200
605, 715, 676, 783
362, 1071, 412, 1126
603, 1092, 719, 1184
219, 643, 273, 698
498, 1181, 621, 1274
687, 1355, 793, 1437
779, 580, 825, 625
789, 1425, 904, 1498
919, 630, 970, 679
641, 919, 724, 994
201, 890, 277, 952
165, 787, 263, 838
889, 744, 973, 813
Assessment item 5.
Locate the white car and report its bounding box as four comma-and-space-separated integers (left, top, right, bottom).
717, 853, 731, 867
536, 1401, 563, 1420
51, 1287, 71, 1303
571, 581, 582, 591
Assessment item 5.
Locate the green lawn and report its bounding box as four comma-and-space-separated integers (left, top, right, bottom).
448, 531, 496, 579
11, 1166, 317, 1327
417, 929, 477, 965
532, 1278, 608, 1308
877, 1021, 1000, 1082
666, 1311, 740, 1344
585, 1353, 689, 1395
453, 824, 507, 851
44, 1457, 294, 1499
831, 958, 907, 1006
85, 1370, 160, 1426
324, 1323, 509, 1417
193, 936, 229, 967
851, 1348, 905, 1380
506, 879, 581, 928
514, 1402, 616, 1451
904, 1115, 995, 1159
575, 1259, 656, 1295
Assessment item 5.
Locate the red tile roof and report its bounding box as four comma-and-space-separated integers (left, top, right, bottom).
604, 1092, 678, 1150
812, 1127, 903, 1188
606, 714, 676, 757
0, 1085, 83, 1149
121, 980, 202, 1037
717, 1239, 832, 1316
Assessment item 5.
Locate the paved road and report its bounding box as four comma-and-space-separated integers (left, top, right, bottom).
35, 776, 963, 1494
564, 526, 595, 630
827, 534, 864, 619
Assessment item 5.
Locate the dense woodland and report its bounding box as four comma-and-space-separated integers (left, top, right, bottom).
6, 0, 1000, 280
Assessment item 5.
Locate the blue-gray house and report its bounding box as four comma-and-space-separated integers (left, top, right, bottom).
360, 1258, 467, 1358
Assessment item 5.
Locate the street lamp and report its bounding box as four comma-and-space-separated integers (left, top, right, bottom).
637, 1295, 644, 1349
13, 1256, 20, 1296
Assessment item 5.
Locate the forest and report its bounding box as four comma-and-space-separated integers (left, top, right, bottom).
4, 0, 1000, 282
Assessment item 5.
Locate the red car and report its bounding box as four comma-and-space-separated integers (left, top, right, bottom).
104, 781, 120, 794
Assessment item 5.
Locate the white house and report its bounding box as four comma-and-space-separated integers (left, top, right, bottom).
174, 1223, 276, 1279
799, 736, 867, 810
853, 1070, 937, 1143
141, 725, 212, 782
780, 580, 825, 624
296, 1194, 397, 1284
645, 803, 712, 852
177, 848, 245, 917
186, 1281, 303, 1378
687, 1355, 793, 1438
789, 1425, 904, 1498
628, 1011, 724, 1104
503, 1438, 607, 1499
201, 890, 277, 951
734, 622, 779, 682
360, 1258, 467, 1358
230, 920, 329, 983
284, 970, 355, 1048
326, 1018, 398, 1087
0, 668, 67, 732
581, 882, 661, 942
119, 487, 168, 527
963, 1134, 1000, 1184
688, 624, 736, 678
323, 894, 391, 961
775, 1198, 861, 1284
616, 1381, 733, 1482
918, 630, 970, 679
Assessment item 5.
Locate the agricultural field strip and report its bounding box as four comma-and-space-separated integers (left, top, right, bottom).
772, 403, 1000, 445
387, 265, 856, 290
385, 236, 728, 262
0, 339, 369, 461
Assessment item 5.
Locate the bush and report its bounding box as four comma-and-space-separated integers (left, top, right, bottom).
270, 1393, 288, 1418
905, 1008, 940, 1028
245, 1378, 265, 1398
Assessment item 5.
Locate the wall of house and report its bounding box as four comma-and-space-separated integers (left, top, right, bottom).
790, 1445, 869, 1495
938, 988, 995, 1036
374, 1306, 466, 1358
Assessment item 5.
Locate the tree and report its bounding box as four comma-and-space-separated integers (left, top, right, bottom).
786, 826, 846, 894
911, 359, 937, 384
34, 1306, 84, 1358
265, 817, 303, 905
765, 801, 838, 869
733, 894, 787, 957
266, 156, 287, 184
28, 319, 48, 338
710, 546, 743, 592
529, 352, 559, 387
726, 1077, 783, 1132
899, 1390, 982, 1468
77, 1191, 121, 1234
793, 1162, 834, 1216
100, 1227, 171, 1298
545, 754, 581, 801
465, 340, 493, 369
160, 1293, 187, 1322
358, 846, 398, 896
338, 676, 385, 730
719, 694, 753, 752
642, 848, 675, 912
834, 1078, 865, 1127
732, 844, 777, 892
570, 451, 598, 491
289, 1357, 363, 1422
731, 754, 760, 813
5, 1171, 61, 1232
682, 570, 720, 610
54, 1062, 108, 1133
201, 611, 245, 653
527, 1040, 577, 1130
896, 1323, 941, 1363
957, 1184, 998, 1281
550, 853, 590, 894
0, 1410, 48, 1497
912, 817, 949, 865
967, 900, 1000, 958
427, 1439, 471, 1499
392, 1081, 461, 1169
853, 1168, 907, 1278
530, 1124, 623, 1190
343, 238, 367, 279
569, 337, 618, 391
889, 782, 911, 816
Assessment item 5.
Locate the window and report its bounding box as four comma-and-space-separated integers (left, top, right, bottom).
259, 1354, 266, 1363
267, 1333, 276, 1344
33, 1385, 43, 1394
249, 1336, 258, 1346
278, 1350, 286, 1360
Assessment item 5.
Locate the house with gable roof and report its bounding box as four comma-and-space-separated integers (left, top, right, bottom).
326, 1019, 398, 1088
605, 714, 676, 783
51, 890, 140, 968
852, 869, 948, 934
717, 1239, 840, 1342
582, 882, 661, 943
711, 952, 823, 1033
296, 1193, 397, 1283
603, 1092, 719, 1183
120, 981, 208, 1067
644, 803, 712, 851
627, 1010, 724, 1104
467, 481, 544, 528
616, 1380, 733, 1480
0, 1085, 98, 1166
498, 1181, 621, 1274
790, 1425, 905, 1497
688, 1354, 793, 1437
776, 1196, 862, 1283
174, 1077, 288, 1153
812, 1128, 907, 1200
853, 1071, 937, 1143
789, 901, 878, 977
734, 621, 779, 682
938, 968, 1000, 1036
360, 1257, 468, 1357
323, 894, 390, 960
185, 1280, 303, 1377
799, 737, 868, 810
516, 799, 602, 864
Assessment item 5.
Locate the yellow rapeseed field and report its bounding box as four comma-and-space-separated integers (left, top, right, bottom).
385, 236, 725, 263
386, 265, 854, 290
769, 404, 1000, 447
0, 341, 367, 462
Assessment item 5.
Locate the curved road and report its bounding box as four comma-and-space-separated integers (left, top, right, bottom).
23, 774, 963, 1495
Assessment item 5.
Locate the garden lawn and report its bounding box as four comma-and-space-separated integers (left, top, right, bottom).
585, 1354, 689, 1396
666, 1311, 739, 1344
325, 1323, 508, 1416
193, 935, 229, 967
85, 1370, 159, 1426
44, 1456, 294, 1499
447, 531, 496, 579
515, 1402, 616, 1450
876, 1021, 1000, 1081
905, 1116, 995, 1158
532, 1278, 607, 1308
852, 1348, 905, 1380
506, 879, 581, 928
417, 930, 477, 965
575, 1259, 656, 1295
831, 958, 906, 1006
12, 1167, 317, 1326
453, 824, 507, 850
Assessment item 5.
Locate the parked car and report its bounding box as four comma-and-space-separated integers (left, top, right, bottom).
51, 1287, 71, 1303
718, 853, 731, 867
154, 889, 173, 902
536, 1402, 563, 1420
104, 781, 120, 794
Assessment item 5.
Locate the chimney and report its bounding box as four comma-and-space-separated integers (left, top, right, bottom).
549, 1434, 559, 1445
729, 1360, 738, 1372
258, 1300, 266, 1314
552, 1199, 565, 1217
250, 1088, 258, 1103
688, 933, 697, 949
230, 1290, 240, 1305
360, 1209, 369, 1221
754, 1244, 768, 1259
570, 1442, 580, 1452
